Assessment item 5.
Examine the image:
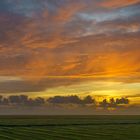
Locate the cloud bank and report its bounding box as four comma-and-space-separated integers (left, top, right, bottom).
0, 0, 140, 101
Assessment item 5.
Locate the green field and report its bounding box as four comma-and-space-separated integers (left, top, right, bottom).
0, 115, 139, 140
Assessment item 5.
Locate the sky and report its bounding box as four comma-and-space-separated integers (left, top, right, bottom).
0, 0, 140, 114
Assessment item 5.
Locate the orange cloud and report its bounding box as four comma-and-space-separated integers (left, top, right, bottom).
0, 30, 140, 82
100, 0, 140, 9
0, 0, 140, 86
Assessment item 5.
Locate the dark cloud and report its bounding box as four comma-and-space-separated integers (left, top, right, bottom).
0, 78, 90, 93
0, 94, 95, 106
100, 98, 129, 108
0, 95, 45, 106
0, 95, 130, 110
47, 95, 95, 105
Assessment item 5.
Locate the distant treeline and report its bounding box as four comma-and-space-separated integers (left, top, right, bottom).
0, 95, 129, 108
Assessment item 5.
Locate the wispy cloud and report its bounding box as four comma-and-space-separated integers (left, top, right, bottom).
0, 0, 140, 101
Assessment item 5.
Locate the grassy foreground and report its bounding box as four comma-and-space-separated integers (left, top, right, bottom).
0, 115, 139, 140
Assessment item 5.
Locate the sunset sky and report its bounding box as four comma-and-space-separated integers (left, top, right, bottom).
0, 0, 140, 108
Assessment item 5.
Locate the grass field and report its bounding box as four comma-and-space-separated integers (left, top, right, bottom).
0, 115, 139, 140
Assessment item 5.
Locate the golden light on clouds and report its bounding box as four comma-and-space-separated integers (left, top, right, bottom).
0, 0, 140, 114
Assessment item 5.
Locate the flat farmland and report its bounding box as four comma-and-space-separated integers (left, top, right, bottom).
0, 115, 139, 140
